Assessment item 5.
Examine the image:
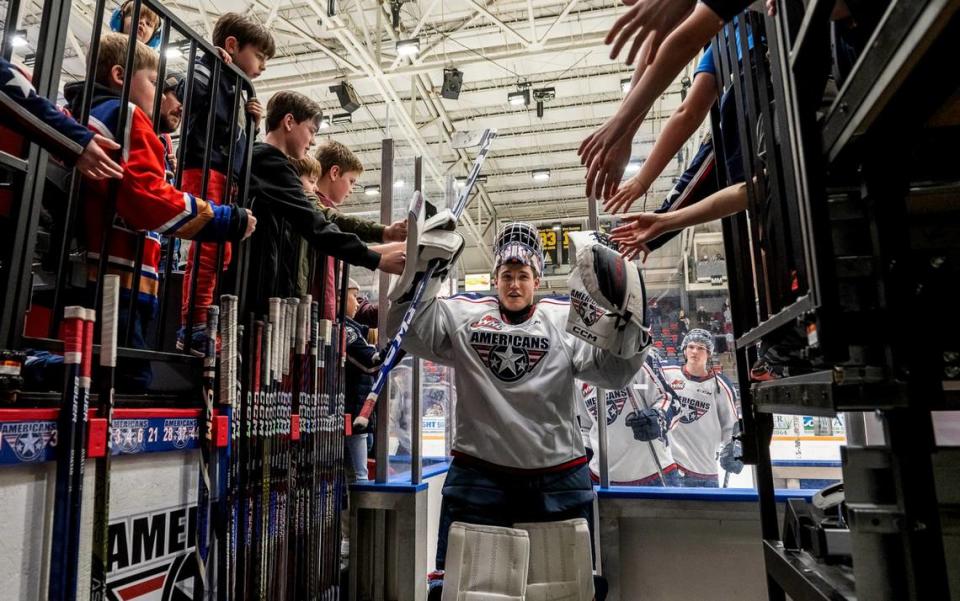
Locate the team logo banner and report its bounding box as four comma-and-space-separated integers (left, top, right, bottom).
0, 420, 56, 463
105, 503, 203, 600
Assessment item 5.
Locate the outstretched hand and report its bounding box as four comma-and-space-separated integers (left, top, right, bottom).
579, 119, 634, 200
603, 173, 649, 214
607, 0, 696, 65
76, 134, 123, 180
610, 212, 665, 261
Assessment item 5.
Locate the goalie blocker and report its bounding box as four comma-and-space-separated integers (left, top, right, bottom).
352, 194, 465, 430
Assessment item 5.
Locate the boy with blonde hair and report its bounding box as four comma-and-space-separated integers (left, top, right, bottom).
109, 0, 162, 47
68, 33, 254, 387
311, 139, 406, 316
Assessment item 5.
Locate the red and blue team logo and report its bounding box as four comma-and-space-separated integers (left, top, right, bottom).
677, 396, 711, 424
469, 330, 549, 383
470, 315, 505, 331
1, 421, 56, 462
582, 384, 628, 425
570, 289, 605, 326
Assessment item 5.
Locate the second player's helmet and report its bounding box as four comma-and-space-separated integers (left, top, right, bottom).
494, 222, 545, 276
681, 328, 714, 355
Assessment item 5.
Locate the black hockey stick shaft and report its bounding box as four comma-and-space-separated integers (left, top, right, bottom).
47, 306, 85, 601
64, 308, 95, 601
216, 294, 238, 601
195, 305, 219, 601
90, 276, 120, 601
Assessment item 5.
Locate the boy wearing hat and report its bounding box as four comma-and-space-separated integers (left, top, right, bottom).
343, 278, 382, 482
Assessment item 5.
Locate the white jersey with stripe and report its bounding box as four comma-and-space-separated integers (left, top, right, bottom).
388, 293, 647, 470
659, 365, 739, 477
578, 357, 676, 483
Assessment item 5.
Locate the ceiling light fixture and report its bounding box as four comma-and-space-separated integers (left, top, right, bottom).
507, 87, 530, 107
531, 169, 551, 182
331, 112, 352, 125
396, 38, 420, 57
318, 116, 331, 129
11, 31, 28, 49
394, 179, 406, 188
621, 78, 632, 94
364, 185, 380, 196
164, 46, 182, 60
624, 160, 642, 175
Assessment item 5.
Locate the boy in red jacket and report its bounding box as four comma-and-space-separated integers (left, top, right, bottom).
74, 33, 255, 389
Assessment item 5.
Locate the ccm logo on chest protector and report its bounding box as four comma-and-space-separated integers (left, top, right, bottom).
469, 328, 550, 382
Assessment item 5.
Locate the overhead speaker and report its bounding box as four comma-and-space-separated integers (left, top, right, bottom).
330, 81, 362, 113
441, 68, 463, 100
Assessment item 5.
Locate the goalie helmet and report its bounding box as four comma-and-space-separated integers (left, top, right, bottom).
681, 328, 714, 355
493, 222, 544, 276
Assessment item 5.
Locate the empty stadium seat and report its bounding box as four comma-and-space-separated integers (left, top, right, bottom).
442, 522, 530, 601
514, 519, 595, 601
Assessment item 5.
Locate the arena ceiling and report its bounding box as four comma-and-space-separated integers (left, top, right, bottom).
18, 0, 706, 277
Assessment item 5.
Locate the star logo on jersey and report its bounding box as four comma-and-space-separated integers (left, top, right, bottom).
469, 330, 550, 383
582, 385, 628, 425
677, 396, 710, 424
570, 289, 605, 326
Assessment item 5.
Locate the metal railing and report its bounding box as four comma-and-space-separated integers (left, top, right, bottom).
1, 0, 256, 390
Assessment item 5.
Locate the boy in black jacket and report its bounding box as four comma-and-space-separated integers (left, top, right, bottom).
343, 279, 383, 481
242, 91, 404, 317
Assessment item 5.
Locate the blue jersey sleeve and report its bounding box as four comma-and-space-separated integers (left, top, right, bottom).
1, 57, 94, 157
695, 46, 716, 78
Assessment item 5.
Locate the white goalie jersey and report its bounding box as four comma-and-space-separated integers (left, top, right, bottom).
388, 293, 647, 470
578, 358, 677, 484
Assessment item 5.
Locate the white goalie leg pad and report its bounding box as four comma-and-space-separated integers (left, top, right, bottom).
388, 198, 464, 303
569, 230, 647, 329
442, 522, 529, 601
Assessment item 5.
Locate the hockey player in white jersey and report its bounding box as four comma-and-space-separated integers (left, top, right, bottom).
579, 351, 680, 486
628, 328, 743, 487
386, 219, 650, 600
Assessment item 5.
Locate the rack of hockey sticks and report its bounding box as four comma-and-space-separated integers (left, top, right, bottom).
206, 260, 349, 600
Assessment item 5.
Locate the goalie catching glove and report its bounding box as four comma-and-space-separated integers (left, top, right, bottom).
565, 230, 651, 358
